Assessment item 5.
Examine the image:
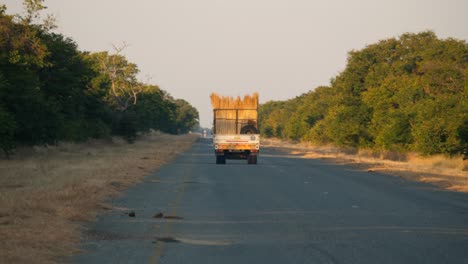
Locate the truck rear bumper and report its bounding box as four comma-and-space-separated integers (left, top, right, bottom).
215, 149, 259, 160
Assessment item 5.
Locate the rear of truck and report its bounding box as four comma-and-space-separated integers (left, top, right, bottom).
211, 94, 260, 164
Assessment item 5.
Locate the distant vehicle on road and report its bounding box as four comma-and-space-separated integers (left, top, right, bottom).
210, 93, 260, 164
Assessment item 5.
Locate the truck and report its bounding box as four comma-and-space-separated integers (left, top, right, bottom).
211, 93, 260, 164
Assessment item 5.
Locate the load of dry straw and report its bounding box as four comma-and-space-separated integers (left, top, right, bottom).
210, 93, 259, 133
210, 92, 259, 110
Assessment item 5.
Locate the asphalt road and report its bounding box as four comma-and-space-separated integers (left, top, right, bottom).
73, 139, 468, 264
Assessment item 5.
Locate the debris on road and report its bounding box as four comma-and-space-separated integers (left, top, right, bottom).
154, 237, 180, 243
153, 212, 164, 218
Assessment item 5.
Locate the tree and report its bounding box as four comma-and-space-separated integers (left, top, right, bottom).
95, 44, 143, 112
0, 73, 16, 156
133, 85, 174, 133
0, 9, 53, 144
0, 5, 202, 150
260, 31, 467, 155
174, 99, 199, 134
22, 0, 46, 24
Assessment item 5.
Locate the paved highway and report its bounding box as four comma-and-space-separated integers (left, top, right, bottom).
74, 140, 468, 264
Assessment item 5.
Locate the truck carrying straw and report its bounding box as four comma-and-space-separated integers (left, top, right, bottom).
210, 93, 260, 164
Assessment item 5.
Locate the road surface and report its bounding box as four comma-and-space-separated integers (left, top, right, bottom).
73, 139, 468, 264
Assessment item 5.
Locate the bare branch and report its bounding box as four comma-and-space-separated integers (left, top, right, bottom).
111, 41, 129, 54
42, 13, 57, 31
96, 42, 146, 112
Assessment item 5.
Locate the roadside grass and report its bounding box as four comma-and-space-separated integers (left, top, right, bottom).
262, 138, 468, 192
0, 132, 199, 264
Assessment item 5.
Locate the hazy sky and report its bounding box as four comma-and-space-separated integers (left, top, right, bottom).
3, 0, 468, 127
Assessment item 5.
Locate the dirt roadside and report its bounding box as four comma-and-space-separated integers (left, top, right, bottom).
262, 138, 468, 193
0, 132, 199, 264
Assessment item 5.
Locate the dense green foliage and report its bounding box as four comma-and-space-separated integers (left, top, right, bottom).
260, 32, 467, 155
0, 4, 199, 155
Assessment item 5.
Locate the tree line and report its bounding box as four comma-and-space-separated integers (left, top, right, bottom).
260, 31, 467, 155
0, 2, 199, 156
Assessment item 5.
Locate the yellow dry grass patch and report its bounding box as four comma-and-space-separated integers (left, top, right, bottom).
448, 185, 468, 192
0, 132, 198, 264
263, 138, 468, 192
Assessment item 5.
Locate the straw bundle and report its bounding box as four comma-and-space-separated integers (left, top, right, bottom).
210, 93, 258, 110
211, 93, 259, 133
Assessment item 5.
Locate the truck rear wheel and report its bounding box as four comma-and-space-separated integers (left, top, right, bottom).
216, 156, 226, 164
240, 125, 258, 134
247, 155, 257, 164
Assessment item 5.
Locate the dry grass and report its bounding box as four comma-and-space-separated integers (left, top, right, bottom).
262, 138, 468, 192
0, 132, 198, 264
210, 93, 259, 120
